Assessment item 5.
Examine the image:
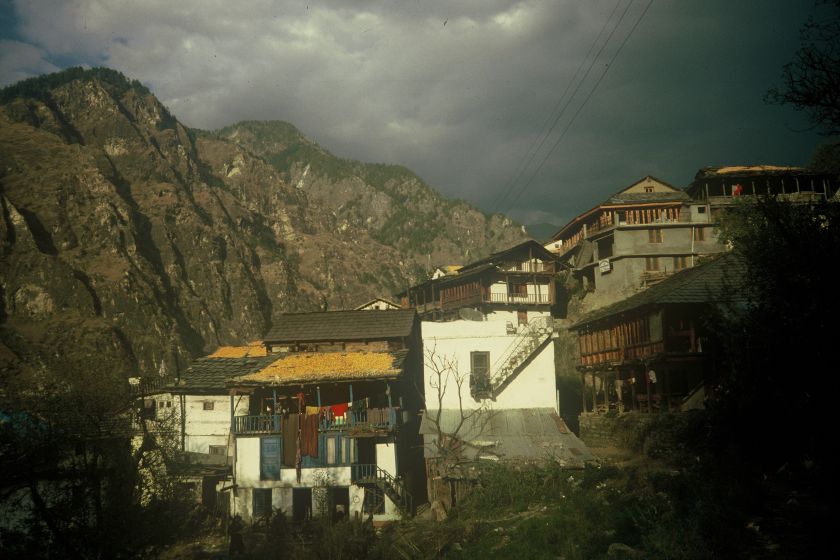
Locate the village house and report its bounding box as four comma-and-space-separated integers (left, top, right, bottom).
226, 309, 425, 524
685, 165, 839, 215
401, 241, 591, 509
136, 343, 272, 509
570, 252, 746, 418
546, 176, 726, 303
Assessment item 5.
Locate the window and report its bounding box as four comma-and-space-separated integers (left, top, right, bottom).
673, 256, 688, 271
253, 488, 273, 518
470, 351, 491, 397
203, 401, 214, 411
645, 257, 659, 271
260, 437, 281, 480
509, 282, 528, 297
209, 445, 227, 456
345, 438, 356, 464
693, 227, 705, 241
644, 186, 654, 193
648, 228, 663, 243
326, 436, 338, 465
697, 206, 706, 214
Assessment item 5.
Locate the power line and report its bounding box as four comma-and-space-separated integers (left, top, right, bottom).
501, 0, 655, 215
489, 0, 624, 213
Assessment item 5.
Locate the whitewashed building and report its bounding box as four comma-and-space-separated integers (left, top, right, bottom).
401, 241, 592, 508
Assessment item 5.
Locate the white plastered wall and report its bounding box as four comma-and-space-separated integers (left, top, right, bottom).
181, 394, 249, 455
422, 310, 558, 412
232, 436, 372, 522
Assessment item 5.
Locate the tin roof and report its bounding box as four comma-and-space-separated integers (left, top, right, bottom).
420, 408, 593, 466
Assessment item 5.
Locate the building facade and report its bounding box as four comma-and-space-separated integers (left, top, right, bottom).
403, 241, 591, 509
226, 309, 425, 524
547, 176, 725, 304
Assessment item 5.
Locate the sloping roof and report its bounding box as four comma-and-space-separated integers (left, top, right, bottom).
605, 175, 688, 205
207, 341, 266, 358
695, 165, 805, 179
458, 240, 558, 273
263, 309, 416, 342
552, 176, 687, 241
605, 191, 690, 204
233, 350, 408, 386
572, 252, 747, 329
420, 408, 593, 466
176, 356, 278, 391
354, 298, 402, 310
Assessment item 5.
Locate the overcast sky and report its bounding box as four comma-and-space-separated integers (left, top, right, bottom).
0, 0, 830, 226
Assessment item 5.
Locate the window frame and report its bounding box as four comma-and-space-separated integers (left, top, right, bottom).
253, 488, 273, 518
648, 228, 663, 243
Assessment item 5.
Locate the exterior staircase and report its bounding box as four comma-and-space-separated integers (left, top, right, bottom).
351, 464, 414, 516
484, 316, 554, 398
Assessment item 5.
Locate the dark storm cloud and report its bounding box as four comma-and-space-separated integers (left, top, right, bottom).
0, 1, 824, 227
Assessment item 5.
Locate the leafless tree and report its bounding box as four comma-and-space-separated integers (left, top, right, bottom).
422, 344, 496, 477
767, 1, 840, 134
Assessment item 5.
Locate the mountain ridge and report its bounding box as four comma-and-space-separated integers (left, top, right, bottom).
0, 67, 528, 387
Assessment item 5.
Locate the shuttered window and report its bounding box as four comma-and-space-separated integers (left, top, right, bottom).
260, 437, 281, 480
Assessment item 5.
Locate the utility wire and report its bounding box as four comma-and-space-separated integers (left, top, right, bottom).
501, 0, 655, 214
489, 0, 624, 213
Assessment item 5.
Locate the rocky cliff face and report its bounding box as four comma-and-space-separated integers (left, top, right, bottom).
0, 68, 526, 384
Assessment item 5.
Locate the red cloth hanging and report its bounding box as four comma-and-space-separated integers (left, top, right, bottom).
331, 402, 349, 416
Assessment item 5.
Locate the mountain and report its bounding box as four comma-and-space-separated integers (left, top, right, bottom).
0, 67, 527, 385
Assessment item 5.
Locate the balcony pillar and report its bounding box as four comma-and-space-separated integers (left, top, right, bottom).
230, 394, 235, 432
349, 384, 355, 426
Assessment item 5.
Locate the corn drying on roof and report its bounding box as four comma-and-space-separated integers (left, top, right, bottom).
234, 350, 408, 386
207, 341, 266, 358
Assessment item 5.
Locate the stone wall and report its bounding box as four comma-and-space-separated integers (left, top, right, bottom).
579, 411, 707, 461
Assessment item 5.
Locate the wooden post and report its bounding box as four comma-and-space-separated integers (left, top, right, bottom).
605, 371, 611, 412
180, 394, 186, 451
349, 384, 355, 426
316, 385, 322, 408
581, 372, 587, 413
230, 394, 235, 432
645, 372, 653, 413
591, 374, 597, 414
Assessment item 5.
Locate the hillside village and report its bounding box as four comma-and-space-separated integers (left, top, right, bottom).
129, 163, 839, 532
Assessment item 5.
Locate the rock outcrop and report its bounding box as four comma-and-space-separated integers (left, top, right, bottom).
0, 68, 526, 385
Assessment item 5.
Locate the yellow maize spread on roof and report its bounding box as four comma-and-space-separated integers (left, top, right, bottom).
208, 341, 266, 358
240, 351, 401, 385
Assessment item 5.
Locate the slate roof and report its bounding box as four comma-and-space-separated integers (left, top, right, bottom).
420, 408, 593, 466
571, 252, 747, 329
605, 191, 690, 205
174, 356, 278, 392
233, 350, 409, 386
263, 309, 416, 342
458, 240, 558, 273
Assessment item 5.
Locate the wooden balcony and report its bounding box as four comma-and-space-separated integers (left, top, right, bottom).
579, 341, 666, 367
487, 292, 552, 305
233, 408, 400, 435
